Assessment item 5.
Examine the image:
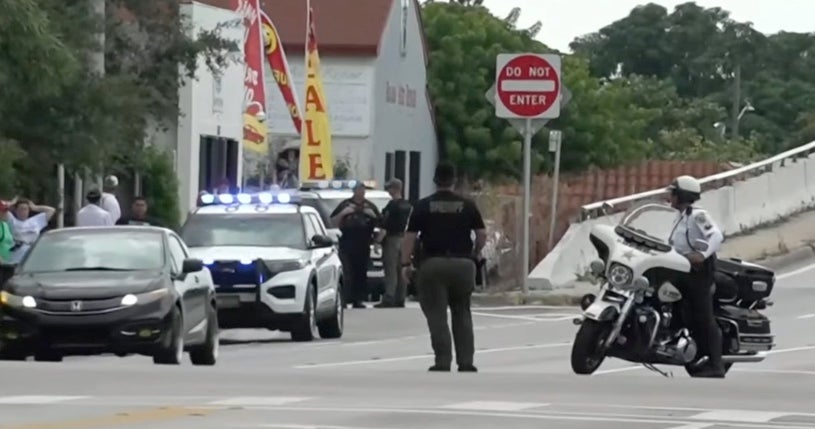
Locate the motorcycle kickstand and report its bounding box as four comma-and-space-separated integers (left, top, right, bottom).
643, 363, 673, 378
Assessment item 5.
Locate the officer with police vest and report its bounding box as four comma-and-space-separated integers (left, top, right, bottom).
401, 162, 486, 372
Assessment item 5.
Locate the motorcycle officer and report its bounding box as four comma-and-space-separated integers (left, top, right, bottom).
667, 175, 726, 378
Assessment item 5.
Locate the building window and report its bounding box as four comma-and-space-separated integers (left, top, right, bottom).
400, 0, 408, 57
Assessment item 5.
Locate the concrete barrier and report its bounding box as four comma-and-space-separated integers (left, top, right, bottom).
530, 140, 815, 290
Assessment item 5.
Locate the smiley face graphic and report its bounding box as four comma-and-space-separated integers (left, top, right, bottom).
263, 22, 278, 54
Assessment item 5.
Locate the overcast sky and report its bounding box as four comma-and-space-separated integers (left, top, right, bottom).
480, 0, 814, 53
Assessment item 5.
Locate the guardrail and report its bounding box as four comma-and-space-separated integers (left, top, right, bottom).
529, 139, 815, 291
579, 140, 815, 221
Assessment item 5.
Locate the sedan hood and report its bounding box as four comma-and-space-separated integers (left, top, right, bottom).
7, 270, 164, 300
188, 246, 309, 262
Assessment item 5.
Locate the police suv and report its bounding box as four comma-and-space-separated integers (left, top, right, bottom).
298, 180, 391, 300
179, 191, 344, 342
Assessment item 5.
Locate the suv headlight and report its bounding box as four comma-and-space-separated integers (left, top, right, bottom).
607, 263, 633, 287
0, 291, 36, 308
264, 259, 308, 272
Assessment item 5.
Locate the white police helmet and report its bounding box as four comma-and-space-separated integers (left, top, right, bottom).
667, 175, 701, 203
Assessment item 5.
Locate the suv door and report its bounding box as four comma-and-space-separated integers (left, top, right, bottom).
167, 234, 206, 333
304, 213, 334, 304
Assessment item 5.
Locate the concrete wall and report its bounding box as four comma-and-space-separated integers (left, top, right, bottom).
177, 2, 244, 218
530, 144, 815, 290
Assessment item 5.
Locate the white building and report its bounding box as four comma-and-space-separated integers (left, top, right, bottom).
262, 0, 439, 201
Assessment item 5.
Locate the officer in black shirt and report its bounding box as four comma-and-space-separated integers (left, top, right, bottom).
116, 197, 164, 227
401, 162, 486, 372
374, 178, 413, 308
330, 182, 382, 309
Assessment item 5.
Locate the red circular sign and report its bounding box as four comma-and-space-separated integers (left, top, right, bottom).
497, 55, 560, 117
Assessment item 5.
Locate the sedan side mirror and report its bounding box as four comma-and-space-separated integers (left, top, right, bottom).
310, 234, 335, 248
182, 258, 204, 274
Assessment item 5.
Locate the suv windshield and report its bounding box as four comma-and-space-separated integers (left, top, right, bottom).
21, 230, 165, 273
180, 213, 306, 249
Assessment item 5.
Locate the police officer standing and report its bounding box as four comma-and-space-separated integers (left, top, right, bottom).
667, 175, 726, 378
401, 162, 486, 372
375, 178, 413, 308
330, 182, 381, 309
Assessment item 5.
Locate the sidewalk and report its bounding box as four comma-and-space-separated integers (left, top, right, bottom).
472, 209, 815, 307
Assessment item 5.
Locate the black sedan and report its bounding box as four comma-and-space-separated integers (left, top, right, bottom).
0, 226, 218, 365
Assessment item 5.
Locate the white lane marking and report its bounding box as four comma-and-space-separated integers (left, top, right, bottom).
472, 312, 576, 322
441, 401, 549, 411
210, 405, 815, 429
251, 425, 375, 429
0, 395, 88, 404
796, 314, 815, 319
733, 368, 815, 376
592, 365, 643, 375
689, 410, 788, 423
668, 425, 713, 429
293, 342, 570, 369
767, 345, 815, 354
777, 262, 815, 280
209, 397, 313, 406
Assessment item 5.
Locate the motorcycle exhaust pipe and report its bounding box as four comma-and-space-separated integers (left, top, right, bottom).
721, 352, 766, 364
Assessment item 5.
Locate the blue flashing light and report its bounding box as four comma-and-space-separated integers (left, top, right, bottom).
300, 179, 378, 191
197, 191, 300, 207
202, 258, 214, 265
240, 258, 254, 265
237, 193, 252, 204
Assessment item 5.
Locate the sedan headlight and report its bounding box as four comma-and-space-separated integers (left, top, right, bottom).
264, 259, 308, 272
0, 291, 37, 309
121, 294, 138, 306
607, 263, 633, 288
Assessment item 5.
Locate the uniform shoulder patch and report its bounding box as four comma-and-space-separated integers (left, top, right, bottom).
693, 211, 713, 230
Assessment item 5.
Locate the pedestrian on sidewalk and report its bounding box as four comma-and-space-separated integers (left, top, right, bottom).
4, 197, 56, 264
401, 162, 487, 373
76, 190, 114, 227
375, 178, 413, 308
101, 175, 121, 224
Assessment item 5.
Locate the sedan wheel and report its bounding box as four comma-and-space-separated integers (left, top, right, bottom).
153, 307, 184, 365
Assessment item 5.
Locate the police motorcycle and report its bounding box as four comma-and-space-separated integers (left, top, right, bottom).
570, 202, 775, 377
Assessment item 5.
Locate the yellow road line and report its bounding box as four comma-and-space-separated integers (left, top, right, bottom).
0, 406, 211, 429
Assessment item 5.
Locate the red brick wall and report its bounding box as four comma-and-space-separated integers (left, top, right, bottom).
482, 160, 732, 269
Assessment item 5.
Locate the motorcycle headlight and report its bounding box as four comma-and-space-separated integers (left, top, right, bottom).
607, 263, 633, 287
264, 259, 308, 272
0, 291, 36, 308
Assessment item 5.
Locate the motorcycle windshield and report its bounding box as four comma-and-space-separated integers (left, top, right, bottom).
617, 202, 678, 244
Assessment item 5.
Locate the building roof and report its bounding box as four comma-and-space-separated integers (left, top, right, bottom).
259, 0, 392, 56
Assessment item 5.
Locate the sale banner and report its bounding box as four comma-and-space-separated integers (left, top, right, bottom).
234, 0, 268, 154
298, 5, 334, 180
260, 10, 302, 135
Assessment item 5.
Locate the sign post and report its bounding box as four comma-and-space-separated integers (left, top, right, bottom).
547, 130, 562, 251
489, 53, 564, 294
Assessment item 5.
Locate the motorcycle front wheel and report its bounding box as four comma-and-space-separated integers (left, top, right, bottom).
571, 319, 613, 375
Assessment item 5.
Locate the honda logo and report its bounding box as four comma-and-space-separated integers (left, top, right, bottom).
70, 301, 83, 312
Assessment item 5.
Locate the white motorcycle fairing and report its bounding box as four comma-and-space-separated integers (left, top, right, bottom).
582, 223, 691, 323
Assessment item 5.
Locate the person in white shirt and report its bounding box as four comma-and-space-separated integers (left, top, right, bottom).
100, 175, 121, 223
3, 197, 56, 264
76, 190, 114, 227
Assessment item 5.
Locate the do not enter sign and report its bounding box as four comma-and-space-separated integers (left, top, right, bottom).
495, 53, 561, 119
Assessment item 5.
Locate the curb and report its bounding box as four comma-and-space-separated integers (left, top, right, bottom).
473, 244, 815, 308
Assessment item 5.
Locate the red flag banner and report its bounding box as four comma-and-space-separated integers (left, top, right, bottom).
260, 10, 302, 135
234, 0, 268, 154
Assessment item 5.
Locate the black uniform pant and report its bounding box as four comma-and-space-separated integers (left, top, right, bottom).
675, 256, 723, 367
416, 257, 476, 368
339, 242, 370, 304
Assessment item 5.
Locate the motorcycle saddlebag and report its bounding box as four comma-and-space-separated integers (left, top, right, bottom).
715, 257, 774, 302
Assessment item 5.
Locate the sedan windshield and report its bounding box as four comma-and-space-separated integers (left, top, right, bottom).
180, 213, 306, 249
20, 230, 165, 273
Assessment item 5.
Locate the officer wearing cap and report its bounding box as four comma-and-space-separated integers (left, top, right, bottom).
374, 178, 413, 308
330, 181, 382, 309
401, 162, 486, 372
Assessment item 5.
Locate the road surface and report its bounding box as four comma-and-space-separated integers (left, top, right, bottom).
1, 261, 815, 428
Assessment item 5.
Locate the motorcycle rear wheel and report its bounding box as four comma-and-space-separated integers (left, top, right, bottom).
571, 319, 613, 375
